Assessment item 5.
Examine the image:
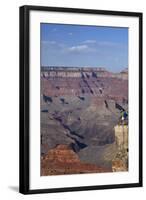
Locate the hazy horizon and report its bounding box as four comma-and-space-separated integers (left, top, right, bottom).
41, 65, 128, 73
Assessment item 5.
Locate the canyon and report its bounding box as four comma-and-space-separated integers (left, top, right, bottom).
41, 67, 128, 175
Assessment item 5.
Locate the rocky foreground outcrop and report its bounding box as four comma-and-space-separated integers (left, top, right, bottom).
41, 144, 111, 175
112, 125, 128, 172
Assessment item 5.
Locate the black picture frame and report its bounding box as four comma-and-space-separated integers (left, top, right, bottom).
19, 5, 143, 194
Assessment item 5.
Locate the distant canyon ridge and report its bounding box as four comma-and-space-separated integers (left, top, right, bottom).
41, 66, 128, 175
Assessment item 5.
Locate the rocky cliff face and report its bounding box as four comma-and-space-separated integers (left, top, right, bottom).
41, 67, 128, 79
41, 67, 128, 175
112, 125, 128, 172
41, 144, 111, 176
114, 125, 128, 150
41, 67, 128, 102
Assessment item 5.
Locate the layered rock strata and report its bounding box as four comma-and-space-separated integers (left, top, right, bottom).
41, 144, 111, 176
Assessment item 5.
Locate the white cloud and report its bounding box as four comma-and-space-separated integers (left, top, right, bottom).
82, 39, 108, 49
69, 45, 87, 50
83, 40, 120, 47
67, 44, 92, 53
66, 44, 96, 53
83, 40, 97, 44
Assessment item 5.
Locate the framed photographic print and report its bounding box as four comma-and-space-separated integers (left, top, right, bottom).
19, 5, 143, 194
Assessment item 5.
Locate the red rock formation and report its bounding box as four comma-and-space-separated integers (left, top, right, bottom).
41, 67, 128, 103
112, 159, 127, 172
41, 144, 111, 176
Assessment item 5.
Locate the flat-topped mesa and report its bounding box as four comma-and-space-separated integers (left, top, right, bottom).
41, 66, 127, 80
41, 66, 111, 78
41, 66, 108, 72
112, 68, 128, 80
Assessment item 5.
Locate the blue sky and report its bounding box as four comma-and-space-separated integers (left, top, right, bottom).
41, 23, 128, 72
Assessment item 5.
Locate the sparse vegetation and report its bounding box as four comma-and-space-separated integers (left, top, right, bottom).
78, 96, 85, 101
43, 94, 53, 103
